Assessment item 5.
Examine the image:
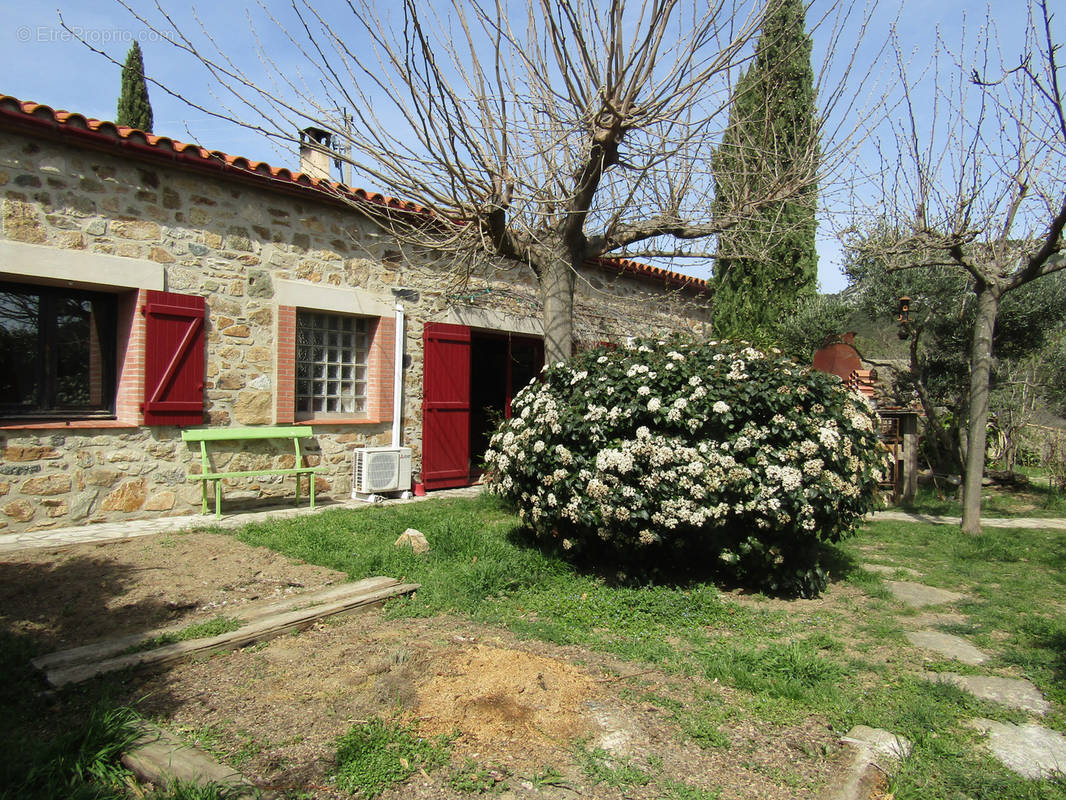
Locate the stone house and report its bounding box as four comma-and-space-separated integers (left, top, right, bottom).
0, 95, 711, 534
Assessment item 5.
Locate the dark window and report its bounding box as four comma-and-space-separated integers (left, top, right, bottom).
0, 282, 117, 418
295, 310, 369, 417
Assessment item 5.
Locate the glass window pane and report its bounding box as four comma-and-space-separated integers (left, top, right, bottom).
295, 309, 369, 417
0, 284, 115, 416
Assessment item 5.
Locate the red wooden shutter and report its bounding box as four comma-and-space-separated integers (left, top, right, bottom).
142, 290, 205, 427
421, 322, 471, 489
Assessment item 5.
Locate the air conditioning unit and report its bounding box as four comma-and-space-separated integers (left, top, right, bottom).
352, 447, 412, 498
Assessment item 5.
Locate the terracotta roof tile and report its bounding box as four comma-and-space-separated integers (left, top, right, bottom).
0, 93, 706, 290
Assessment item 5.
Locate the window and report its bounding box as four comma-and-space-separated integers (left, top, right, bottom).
0, 282, 117, 418
295, 311, 369, 417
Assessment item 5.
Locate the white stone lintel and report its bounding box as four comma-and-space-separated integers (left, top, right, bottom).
441, 305, 543, 336
0, 240, 165, 290
276, 278, 393, 317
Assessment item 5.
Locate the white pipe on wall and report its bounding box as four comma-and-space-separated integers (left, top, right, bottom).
392, 302, 405, 449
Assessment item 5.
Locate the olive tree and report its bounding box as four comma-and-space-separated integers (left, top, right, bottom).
848, 0, 1066, 533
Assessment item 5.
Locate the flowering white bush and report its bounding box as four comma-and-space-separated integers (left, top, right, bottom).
485, 336, 886, 597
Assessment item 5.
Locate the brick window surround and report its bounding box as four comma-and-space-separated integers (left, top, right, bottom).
276, 305, 394, 425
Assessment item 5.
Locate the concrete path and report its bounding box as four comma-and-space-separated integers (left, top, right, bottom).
925, 673, 1052, 715
968, 720, 1066, 780
883, 580, 966, 608
0, 485, 485, 555
905, 631, 989, 665
870, 510, 1066, 529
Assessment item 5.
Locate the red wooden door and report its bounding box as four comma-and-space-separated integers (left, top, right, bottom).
422, 322, 472, 489
142, 291, 205, 427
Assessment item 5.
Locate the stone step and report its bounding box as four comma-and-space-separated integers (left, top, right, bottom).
827, 726, 911, 800
884, 580, 966, 608
906, 630, 989, 665
968, 719, 1066, 779
925, 672, 1051, 715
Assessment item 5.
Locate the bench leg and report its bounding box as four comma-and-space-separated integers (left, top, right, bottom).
309, 472, 316, 510
201, 481, 208, 515
215, 480, 222, 519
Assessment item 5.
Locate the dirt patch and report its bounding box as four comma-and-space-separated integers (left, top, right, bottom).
6, 531, 857, 799
415, 643, 598, 765
0, 531, 346, 649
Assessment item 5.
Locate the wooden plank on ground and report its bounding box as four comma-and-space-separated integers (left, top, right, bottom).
122, 722, 278, 800
44, 581, 420, 688
32, 576, 399, 673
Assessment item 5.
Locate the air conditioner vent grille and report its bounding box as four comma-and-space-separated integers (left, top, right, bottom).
352, 447, 412, 496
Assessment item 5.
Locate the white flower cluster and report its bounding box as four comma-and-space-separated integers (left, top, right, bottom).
485, 337, 887, 564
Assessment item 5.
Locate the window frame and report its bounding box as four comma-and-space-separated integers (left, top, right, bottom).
293, 309, 372, 421
0, 280, 119, 420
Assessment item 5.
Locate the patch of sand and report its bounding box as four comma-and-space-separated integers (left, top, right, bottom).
415, 644, 598, 757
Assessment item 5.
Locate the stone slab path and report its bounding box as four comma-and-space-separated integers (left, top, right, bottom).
968, 719, 1066, 780
905, 630, 989, 665
925, 673, 1052, 715
884, 580, 966, 608
867, 562, 1065, 783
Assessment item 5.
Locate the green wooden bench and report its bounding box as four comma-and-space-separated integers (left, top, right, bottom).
181, 426, 326, 518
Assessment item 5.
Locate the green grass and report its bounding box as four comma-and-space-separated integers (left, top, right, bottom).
901, 480, 1066, 518
636, 690, 732, 749
145, 782, 256, 800
573, 743, 653, 789
448, 759, 508, 793
225, 494, 1066, 797
12, 492, 1064, 800
661, 780, 723, 800
231, 494, 567, 619
123, 616, 243, 654
0, 700, 252, 800
331, 717, 452, 798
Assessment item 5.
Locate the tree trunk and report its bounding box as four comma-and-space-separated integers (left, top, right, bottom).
961, 286, 1001, 534
542, 254, 576, 365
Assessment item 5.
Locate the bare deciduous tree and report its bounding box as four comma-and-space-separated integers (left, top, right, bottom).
847, 0, 1066, 533
72, 0, 882, 363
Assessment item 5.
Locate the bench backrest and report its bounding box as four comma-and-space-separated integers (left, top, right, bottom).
181, 426, 313, 442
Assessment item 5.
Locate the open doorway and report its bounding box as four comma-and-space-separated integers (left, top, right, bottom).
421, 323, 542, 490
470, 332, 543, 476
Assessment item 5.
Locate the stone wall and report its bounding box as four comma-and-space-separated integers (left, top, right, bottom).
0, 130, 709, 534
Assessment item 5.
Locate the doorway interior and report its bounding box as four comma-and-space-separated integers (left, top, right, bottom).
469, 332, 543, 474
421, 323, 543, 490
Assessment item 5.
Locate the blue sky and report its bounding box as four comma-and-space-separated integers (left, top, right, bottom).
0, 1, 1035, 293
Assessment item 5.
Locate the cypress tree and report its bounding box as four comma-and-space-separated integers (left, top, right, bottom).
117, 42, 154, 132
711, 0, 818, 338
